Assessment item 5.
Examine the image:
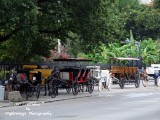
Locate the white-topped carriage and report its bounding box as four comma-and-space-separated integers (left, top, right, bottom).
86, 66, 112, 91
143, 64, 160, 87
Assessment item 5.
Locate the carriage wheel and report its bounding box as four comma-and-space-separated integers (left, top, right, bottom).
72, 81, 79, 95
26, 85, 35, 97
142, 76, 148, 87
135, 79, 140, 88
119, 78, 124, 89
135, 71, 140, 88
36, 84, 41, 99
50, 86, 57, 98
50, 81, 57, 98
88, 78, 94, 94
156, 77, 160, 87
135, 76, 140, 88
50, 88, 57, 98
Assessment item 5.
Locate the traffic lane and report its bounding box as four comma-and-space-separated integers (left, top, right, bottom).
51, 92, 160, 120
0, 88, 160, 120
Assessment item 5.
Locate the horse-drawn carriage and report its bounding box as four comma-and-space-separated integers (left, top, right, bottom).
142, 64, 160, 87
86, 66, 112, 91
6, 65, 52, 99
110, 57, 140, 89
48, 58, 95, 98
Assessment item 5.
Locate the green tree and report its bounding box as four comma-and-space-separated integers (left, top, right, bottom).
0, 0, 104, 61
0, 0, 160, 62
87, 33, 160, 66
0, 0, 40, 62
153, 0, 160, 9
125, 8, 160, 40
140, 38, 160, 66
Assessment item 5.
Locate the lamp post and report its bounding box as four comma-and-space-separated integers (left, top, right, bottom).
125, 38, 132, 57
135, 40, 141, 57
58, 39, 61, 53
125, 39, 141, 58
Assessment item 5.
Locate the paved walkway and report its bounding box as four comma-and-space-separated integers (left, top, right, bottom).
0, 86, 102, 108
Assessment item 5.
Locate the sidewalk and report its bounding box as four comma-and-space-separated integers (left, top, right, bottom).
0, 86, 102, 108
0, 100, 12, 108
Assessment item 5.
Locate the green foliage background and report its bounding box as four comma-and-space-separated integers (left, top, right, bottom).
0, 0, 160, 65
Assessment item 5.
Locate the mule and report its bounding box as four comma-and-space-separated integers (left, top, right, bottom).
6, 68, 28, 98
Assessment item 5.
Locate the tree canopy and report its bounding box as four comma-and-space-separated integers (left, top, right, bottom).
0, 0, 160, 64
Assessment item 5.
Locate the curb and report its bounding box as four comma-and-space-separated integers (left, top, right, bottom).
44, 94, 98, 104
0, 105, 11, 108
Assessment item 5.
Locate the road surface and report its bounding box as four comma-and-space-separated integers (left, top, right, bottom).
0, 82, 160, 120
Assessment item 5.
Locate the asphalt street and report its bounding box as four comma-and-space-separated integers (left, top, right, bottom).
0, 80, 160, 120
